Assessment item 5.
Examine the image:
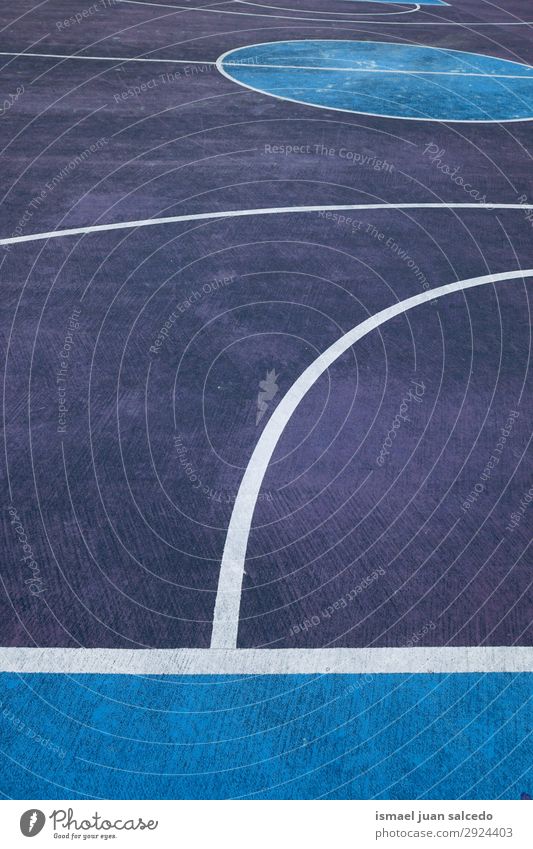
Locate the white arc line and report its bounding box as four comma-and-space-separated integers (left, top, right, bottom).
2, 202, 533, 248
210, 268, 533, 649
117, 0, 533, 25
0, 646, 531, 674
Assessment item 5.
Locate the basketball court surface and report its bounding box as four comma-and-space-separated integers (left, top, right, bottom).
1, 0, 532, 799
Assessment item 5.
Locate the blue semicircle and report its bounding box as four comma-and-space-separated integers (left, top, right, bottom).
218, 40, 533, 122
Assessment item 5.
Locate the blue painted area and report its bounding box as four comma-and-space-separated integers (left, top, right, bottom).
0, 673, 531, 799
219, 40, 533, 121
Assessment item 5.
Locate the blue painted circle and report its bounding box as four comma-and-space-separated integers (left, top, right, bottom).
218, 40, 533, 122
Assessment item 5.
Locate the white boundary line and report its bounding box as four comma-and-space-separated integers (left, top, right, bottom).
210, 268, 533, 649
3, 202, 533, 248
0, 646, 531, 674
117, 0, 425, 24
117, 0, 533, 25
236, 1, 425, 17
216, 40, 533, 123
3, 50, 531, 80
0, 50, 216, 65
224, 61, 533, 78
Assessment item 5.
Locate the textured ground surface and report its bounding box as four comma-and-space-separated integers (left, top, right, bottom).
0, 0, 531, 799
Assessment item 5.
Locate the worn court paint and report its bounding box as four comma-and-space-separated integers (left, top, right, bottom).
0, 673, 530, 799
1, 647, 532, 675
218, 40, 533, 121
211, 269, 533, 649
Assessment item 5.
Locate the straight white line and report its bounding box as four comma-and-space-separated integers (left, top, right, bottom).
222, 61, 533, 78
0, 646, 531, 674
0, 50, 215, 65
210, 268, 533, 649
2, 202, 533, 248
14, 53, 526, 75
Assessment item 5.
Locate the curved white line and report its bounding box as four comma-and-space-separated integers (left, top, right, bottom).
2, 202, 533, 248
210, 268, 533, 649
118, 0, 533, 24
236, 1, 422, 18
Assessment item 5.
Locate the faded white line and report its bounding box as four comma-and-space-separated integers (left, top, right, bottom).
0, 646, 531, 674
2, 202, 533, 248
16, 52, 522, 76
210, 269, 533, 649
237, 0, 423, 17
0, 50, 216, 65
221, 61, 533, 79
117, 0, 533, 24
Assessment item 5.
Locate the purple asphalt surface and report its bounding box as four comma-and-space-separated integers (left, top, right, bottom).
1, 0, 532, 652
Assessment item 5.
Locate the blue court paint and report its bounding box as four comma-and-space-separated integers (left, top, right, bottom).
0, 673, 530, 799
218, 40, 533, 122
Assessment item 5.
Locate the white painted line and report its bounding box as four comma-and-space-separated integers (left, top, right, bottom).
0, 646, 531, 674
236, 0, 423, 18
221, 61, 533, 79
16, 52, 510, 76
14, 53, 523, 75
117, 0, 533, 24
0, 50, 215, 65
210, 268, 533, 649
2, 202, 533, 248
